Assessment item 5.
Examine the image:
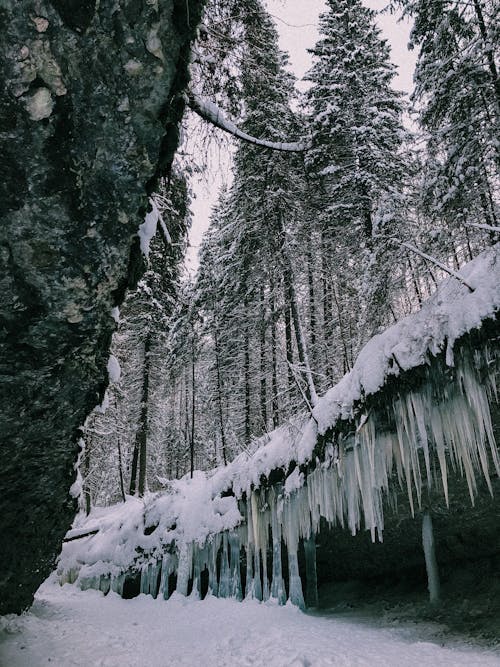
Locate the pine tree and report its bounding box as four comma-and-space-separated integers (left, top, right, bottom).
395, 0, 499, 238
304, 0, 409, 342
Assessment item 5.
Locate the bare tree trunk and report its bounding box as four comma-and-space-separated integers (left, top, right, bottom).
472, 0, 500, 107
284, 298, 295, 397
137, 334, 151, 497
307, 236, 317, 373
83, 439, 91, 516
214, 327, 227, 466
270, 277, 279, 428
283, 260, 318, 408
259, 284, 268, 430
129, 439, 139, 496
320, 231, 334, 382
331, 280, 351, 374
406, 251, 423, 307
117, 438, 126, 502
190, 335, 196, 478
244, 315, 251, 447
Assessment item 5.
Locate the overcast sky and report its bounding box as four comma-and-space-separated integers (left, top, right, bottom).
185, 0, 416, 272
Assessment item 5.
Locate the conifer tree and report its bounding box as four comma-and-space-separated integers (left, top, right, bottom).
305, 0, 409, 342
395, 0, 499, 240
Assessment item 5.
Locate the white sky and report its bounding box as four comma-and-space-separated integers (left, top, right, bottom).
185, 0, 416, 273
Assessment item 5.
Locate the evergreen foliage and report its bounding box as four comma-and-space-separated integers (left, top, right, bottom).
81, 0, 498, 505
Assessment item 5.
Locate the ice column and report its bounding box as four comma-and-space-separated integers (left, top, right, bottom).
159, 553, 174, 600
422, 512, 440, 604
110, 573, 125, 597
303, 535, 318, 608
207, 536, 219, 596
218, 533, 231, 598
287, 547, 305, 610
229, 531, 243, 600
269, 488, 286, 605
191, 546, 202, 599
176, 542, 192, 596
283, 492, 305, 609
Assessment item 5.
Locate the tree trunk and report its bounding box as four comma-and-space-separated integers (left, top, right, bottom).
259, 284, 268, 430
270, 281, 280, 428
129, 439, 139, 496
117, 438, 126, 502
137, 334, 151, 497
244, 317, 251, 446
307, 237, 317, 370
190, 335, 196, 478
83, 439, 92, 516
214, 327, 228, 466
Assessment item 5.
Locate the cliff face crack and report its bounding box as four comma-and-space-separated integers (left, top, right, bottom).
49, 0, 97, 34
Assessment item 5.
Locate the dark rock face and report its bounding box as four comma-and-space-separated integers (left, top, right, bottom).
0, 0, 203, 614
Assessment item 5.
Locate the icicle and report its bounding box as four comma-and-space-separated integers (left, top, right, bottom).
140, 563, 151, 595
269, 487, 286, 605
176, 542, 192, 596
303, 535, 318, 608
149, 560, 161, 598
287, 546, 305, 610
245, 500, 256, 599
251, 489, 270, 600
422, 512, 440, 604
110, 573, 124, 596
430, 405, 449, 504
159, 553, 173, 600
410, 391, 431, 486
191, 546, 202, 599
207, 535, 220, 596
261, 545, 270, 601
80, 575, 100, 592
218, 533, 231, 598
393, 397, 416, 516
229, 531, 243, 600
99, 575, 110, 595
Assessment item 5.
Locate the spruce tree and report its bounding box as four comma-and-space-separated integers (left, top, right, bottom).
304, 0, 409, 341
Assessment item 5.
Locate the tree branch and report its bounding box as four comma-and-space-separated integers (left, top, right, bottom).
188, 92, 308, 152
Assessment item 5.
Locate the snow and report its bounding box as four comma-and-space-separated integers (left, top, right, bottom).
58, 246, 499, 585
309, 242, 499, 443
190, 93, 308, 152
137, 199, 167, 258
1, 578, 499, 667
107, 355, 121, 383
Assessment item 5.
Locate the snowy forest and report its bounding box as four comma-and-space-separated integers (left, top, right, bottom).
1, 0, 499, 664
82, 0, 498, 505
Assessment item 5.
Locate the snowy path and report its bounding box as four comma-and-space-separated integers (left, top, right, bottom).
1, 579, 499, 667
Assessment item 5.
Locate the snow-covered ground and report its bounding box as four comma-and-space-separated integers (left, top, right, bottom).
1, 578, 499, 667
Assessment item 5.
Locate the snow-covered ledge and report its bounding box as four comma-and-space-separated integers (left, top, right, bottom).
58, 244, 499, 607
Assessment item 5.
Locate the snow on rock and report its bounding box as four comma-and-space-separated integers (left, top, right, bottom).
59, 246, 499, 581
107, 354, 121, 383
1, 577, 500, 667
308, 243, 499, 440
137, 199, 161, 258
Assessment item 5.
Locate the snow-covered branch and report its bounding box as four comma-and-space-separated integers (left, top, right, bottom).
188, 92, 308, 152
392, 240, 475, 292
465, 222, 500, 233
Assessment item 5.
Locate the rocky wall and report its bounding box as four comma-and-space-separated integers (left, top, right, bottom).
0, 0, 203, 614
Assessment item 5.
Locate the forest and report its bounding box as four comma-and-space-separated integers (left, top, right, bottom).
82, 0, 499, 508
0, 0, 499, 664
